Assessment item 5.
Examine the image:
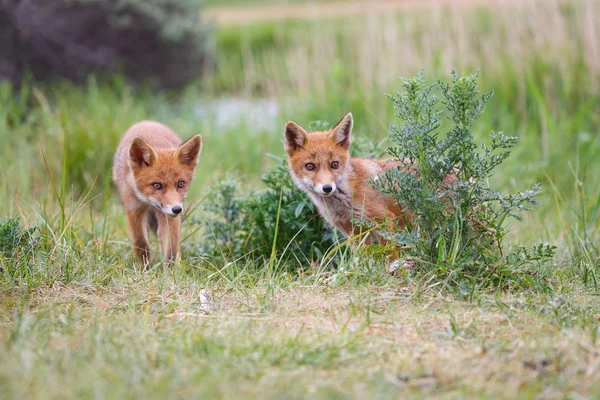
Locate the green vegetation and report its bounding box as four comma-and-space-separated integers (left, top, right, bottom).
0, 218, 38, 264
0, 1, 599, 398
374, 71, 550, 287
194, 159, 336, 267
0, 0, 212, 87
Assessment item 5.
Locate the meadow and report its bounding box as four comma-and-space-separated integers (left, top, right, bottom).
1, 0, 599, 398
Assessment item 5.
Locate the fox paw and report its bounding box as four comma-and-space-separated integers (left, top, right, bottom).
388, 258, 416, 275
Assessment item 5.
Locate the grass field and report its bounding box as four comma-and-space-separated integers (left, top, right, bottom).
1, 0, 599, 398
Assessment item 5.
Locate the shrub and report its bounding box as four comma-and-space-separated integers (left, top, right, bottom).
373, 71, 553, 285
0, 0, 212, 87
192, 157, 336, 268
0, 217, 39, 272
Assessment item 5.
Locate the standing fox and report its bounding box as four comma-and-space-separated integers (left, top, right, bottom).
284, 113, 408, 243
113, 121, 202, 265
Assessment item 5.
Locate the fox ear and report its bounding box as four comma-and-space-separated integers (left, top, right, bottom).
176, 135, 202, 167
284, 121, 308, 155
128, 137, 157, 169
330, 113, 353, 149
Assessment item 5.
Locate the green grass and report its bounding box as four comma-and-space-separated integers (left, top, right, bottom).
1, 0, 599, 398
2, 277, 600, 398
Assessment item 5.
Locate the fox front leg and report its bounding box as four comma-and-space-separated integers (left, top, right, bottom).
156, 212, 181, 263
126, 208, 152, 267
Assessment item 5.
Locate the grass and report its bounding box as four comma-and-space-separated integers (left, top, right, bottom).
2, 276, 600, 398
1, 0, 599, 398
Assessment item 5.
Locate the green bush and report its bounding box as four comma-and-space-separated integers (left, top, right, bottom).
0, 0, 212, 87
0, 217, 39, 272
192, 157, 336, 268
373, 71, 554, 286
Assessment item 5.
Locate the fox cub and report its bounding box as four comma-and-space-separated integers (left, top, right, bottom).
113, 121, 202, 265
284, 113, 408, 243
285, 113, 459, 271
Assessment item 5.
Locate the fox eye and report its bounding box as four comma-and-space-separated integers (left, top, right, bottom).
331, 161, 339, 169
305, 163, 316, 171
152, 183, 163, 190
177, 180, 185, 188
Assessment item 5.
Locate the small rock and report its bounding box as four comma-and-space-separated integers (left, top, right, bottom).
198, 289, 214, 313
388, 258, 416, 275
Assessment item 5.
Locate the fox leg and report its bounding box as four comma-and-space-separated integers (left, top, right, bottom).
126, 208, 152, 267
156, 213, 181, 263
168, 216, 181, 262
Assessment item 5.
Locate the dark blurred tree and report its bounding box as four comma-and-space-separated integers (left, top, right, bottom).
0, 0, 213, 87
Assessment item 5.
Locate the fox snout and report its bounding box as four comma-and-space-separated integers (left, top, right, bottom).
162, 204, 183, 217
171, 205, 183, 215
314, 182, 336, 196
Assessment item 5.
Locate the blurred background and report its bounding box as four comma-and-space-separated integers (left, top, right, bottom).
0, 0, 598, 247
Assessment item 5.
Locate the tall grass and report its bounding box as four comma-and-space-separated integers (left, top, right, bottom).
213, 1, 599, 97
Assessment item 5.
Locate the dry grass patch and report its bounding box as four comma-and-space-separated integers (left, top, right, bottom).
1, 279, 599, 398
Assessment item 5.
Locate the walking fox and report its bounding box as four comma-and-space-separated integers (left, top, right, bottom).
284, 113, 457, 268
113, 121, 202, 265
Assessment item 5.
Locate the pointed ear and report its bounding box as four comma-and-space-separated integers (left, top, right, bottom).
128, 137, 157, 169
330, 113, 353, 149
176, 135, 202, 167
284, 121, 308, 155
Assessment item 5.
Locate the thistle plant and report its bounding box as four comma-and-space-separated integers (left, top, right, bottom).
374, 71, 549, 284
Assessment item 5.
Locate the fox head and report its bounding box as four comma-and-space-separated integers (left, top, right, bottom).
128, 135, 202, 217
284, 113, 353, 197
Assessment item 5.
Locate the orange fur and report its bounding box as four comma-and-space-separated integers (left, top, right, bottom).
113, 121, 202, 266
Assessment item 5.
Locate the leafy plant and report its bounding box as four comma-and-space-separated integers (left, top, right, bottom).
373, 71, 552, 285
193, 157, 336, 267
0, 217, 39, 271
0, 0, 212, 87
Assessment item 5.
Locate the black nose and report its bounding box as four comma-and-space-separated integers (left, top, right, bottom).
172, 205, 183, 215
322, 185, 333, 194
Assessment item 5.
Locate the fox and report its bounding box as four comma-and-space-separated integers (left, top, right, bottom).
113, 120, 202, 266
284, 113, 456, 271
